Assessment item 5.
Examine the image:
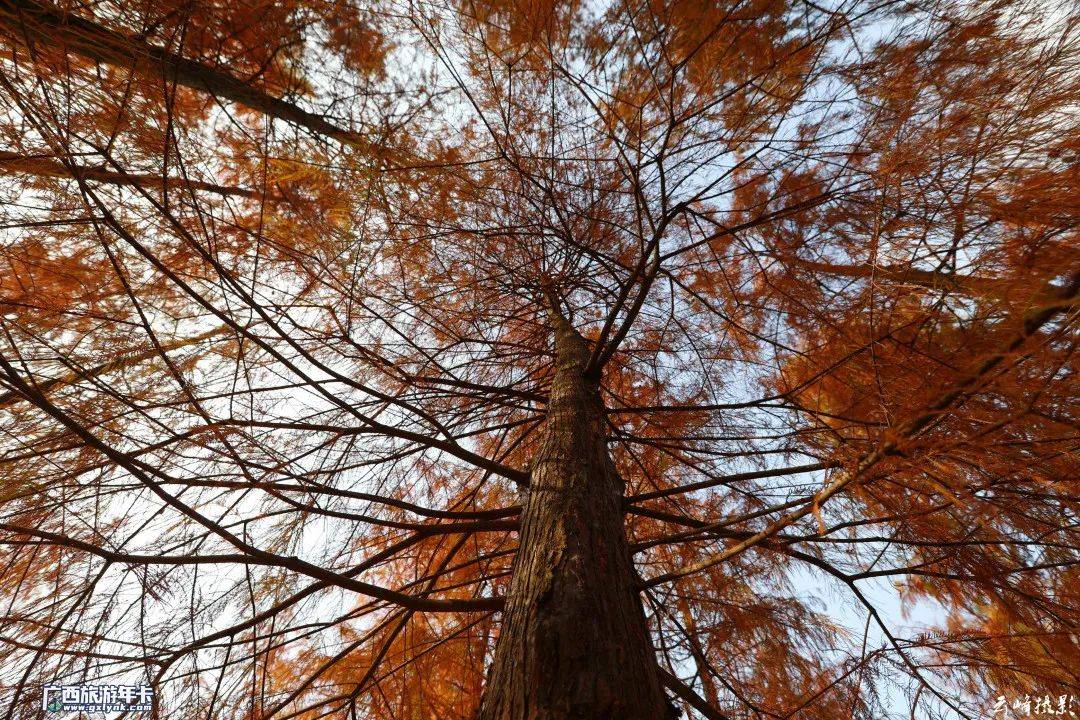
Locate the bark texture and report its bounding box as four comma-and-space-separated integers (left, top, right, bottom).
479, 309, 674, 720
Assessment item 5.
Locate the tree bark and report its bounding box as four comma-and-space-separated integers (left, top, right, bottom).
478, 306, 674, 720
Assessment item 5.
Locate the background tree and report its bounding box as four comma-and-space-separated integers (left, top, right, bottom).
0, 0, 1076, 718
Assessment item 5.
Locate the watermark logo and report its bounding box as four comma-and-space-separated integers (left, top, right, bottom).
42, 684, 153, 713
992, 695, 1077, 718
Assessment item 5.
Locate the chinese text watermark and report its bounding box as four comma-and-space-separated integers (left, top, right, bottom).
42, 684, 153, 713
992, 695, 1077, 718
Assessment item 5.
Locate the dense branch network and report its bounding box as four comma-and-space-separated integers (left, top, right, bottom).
0, 0, 1076, 717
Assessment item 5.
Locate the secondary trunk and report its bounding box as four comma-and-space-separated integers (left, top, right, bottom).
478, 311, 674, 720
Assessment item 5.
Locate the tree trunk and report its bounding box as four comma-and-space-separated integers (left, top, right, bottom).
478, 308, 674, 720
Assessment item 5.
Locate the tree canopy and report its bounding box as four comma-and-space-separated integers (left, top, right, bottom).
0, 0, 1077, 717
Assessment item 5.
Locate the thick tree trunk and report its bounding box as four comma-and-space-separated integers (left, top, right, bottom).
478, 309, 674, 720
